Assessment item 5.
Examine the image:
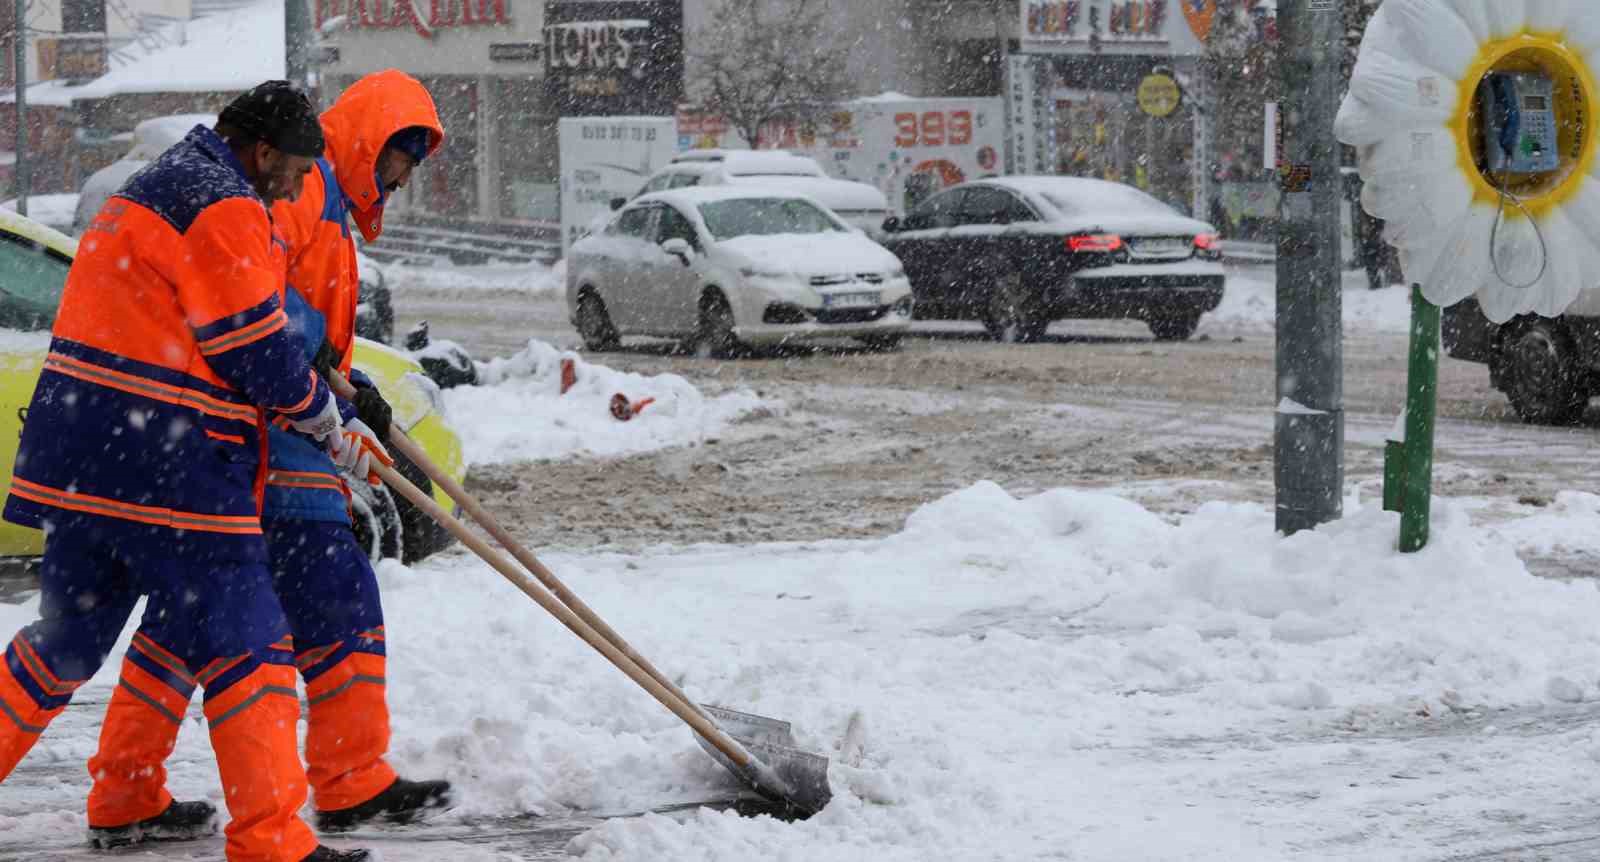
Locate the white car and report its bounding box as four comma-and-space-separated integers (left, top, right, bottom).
568, 187, 913, 356
632, 150, 892, 235
74, 113, 216, 234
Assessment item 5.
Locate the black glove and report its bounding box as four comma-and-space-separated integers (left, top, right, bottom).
312, 340, 340, 379
352, 383, 393, 440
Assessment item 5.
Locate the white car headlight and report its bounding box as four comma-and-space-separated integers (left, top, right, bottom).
740, 267, 791, 279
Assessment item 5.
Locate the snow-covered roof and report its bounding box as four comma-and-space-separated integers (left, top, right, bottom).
637, 185, 820, 208
1, 0, 282, 106
74, 0, 283, 99
671, 149, 826, 178
724, 174, 888, 211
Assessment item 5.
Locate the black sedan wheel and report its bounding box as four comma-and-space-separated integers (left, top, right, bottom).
576, 292, 620, 352
690, 293, 741, 359
981, 267, 1047, 343
1148, 311, 1202, 342
1500, 320, 1588, 425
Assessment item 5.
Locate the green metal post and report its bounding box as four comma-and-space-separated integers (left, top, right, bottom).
1398, 285, 1440, 552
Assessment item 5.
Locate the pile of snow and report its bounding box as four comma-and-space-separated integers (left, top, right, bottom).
382, 259, 563, 294
445, 339, 775, 464
1207, 269, 1412, 334
7, 484, 1600, 858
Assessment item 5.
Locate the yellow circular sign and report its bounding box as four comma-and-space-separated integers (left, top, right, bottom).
1138, 73, 1183, 118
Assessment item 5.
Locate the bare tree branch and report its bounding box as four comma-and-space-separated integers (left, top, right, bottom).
688, 0, 856, 147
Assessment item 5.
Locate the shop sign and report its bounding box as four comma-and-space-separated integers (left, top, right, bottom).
1136, 72, 1181, 117
489, 41, 542, 62
558, 116, 676, 255
1180, 0, 1216, 42
315, 0, 509, 39
544, 1, 683, 116
1021, 0, 1170, 49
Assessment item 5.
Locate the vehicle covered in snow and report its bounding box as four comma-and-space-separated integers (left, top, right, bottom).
569, 187, 913, 356
879, 176, 1226, 342
1442, 300, 1600, 425
0, 209, 466, 568
73, 113, 215, 235
627, 149, 893, 235
76, 113, 398, 346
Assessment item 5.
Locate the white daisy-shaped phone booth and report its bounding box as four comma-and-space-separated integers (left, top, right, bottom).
1337, 0, 1600, 550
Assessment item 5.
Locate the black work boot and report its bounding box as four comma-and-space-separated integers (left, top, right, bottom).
301, 847, 372, 861
88, 799, 218, 849
316, 777, 452, 832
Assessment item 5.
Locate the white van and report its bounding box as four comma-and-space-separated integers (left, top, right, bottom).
74, 113, 216, 234
627, 149, 892, 235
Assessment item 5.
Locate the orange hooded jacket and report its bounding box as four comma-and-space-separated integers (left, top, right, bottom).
273, 69, 445, 374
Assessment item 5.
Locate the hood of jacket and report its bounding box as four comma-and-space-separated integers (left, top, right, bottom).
320, 69, 445, 242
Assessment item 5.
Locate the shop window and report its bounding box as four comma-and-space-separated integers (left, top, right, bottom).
496, 77, 559, 222
418, 77, 479, 219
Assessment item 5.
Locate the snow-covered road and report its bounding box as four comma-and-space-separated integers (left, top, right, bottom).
6, 263, 1600, 860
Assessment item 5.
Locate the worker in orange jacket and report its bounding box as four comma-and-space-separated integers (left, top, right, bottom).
83, 70, 450, 844
0, 82, 376, 862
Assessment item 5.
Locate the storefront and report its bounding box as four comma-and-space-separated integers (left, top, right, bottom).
1017, 0, 1213, 216
316, 0, 682, 228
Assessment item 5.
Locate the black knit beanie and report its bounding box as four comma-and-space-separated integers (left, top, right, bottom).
219, 80, 325, 158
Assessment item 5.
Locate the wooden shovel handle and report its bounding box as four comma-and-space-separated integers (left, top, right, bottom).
364, 456, 758, 769
329, 371, 717, 725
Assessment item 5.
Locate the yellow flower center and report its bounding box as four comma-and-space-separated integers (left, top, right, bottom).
1452, 30, 1599, 218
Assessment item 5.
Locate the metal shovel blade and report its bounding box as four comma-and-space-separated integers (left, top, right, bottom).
698, 704, 796, 747
693, 704, 832, 818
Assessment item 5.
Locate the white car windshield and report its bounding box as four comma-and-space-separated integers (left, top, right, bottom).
1042, 186, 1178, 218
698, 198, 843, 240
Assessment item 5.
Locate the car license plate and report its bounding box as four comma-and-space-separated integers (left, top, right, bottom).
1134, 238, 1188, 255
822, 291, 880, 309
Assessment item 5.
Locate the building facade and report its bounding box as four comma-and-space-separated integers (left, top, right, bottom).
314, 0, 922, 229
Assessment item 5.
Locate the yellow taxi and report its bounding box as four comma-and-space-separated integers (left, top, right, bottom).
0, 209, 465, 571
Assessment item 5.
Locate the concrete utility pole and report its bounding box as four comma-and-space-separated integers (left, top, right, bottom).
12, 0, 26, 218
1274, 0, 1343, 535
285, 0, 310, 90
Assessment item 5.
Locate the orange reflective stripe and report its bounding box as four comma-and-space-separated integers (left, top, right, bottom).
294, 642, 342, 672
278, 370, 320, 415
131, 633, 198, 688
265, 470, 344, 493
43, 353, 256, 423
196, 655, 247, 689
10, 635, 79, 698
201, 664, 298, 728
10, 478, 261, 535
195, 309, 287, 357
204, 430, 246, 445
116, 662, 192, 726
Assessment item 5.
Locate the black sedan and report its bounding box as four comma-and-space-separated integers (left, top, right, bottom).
879, 177, 1226, 341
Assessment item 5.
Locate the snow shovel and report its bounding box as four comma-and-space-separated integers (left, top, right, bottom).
329, 374, 832, 817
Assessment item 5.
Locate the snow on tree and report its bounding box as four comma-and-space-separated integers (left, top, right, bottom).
687, 0, 857, 148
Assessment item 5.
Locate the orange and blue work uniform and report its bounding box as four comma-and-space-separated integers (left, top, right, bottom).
0, 125, 330, 862
86, 70, 446, 824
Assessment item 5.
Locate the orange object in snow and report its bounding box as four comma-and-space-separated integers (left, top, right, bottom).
560, 358, 577, 395
610, 393, 655, 421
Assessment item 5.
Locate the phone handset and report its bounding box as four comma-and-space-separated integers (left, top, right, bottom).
1480, 71, 1551, 290
1490, 74, 1522, 161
